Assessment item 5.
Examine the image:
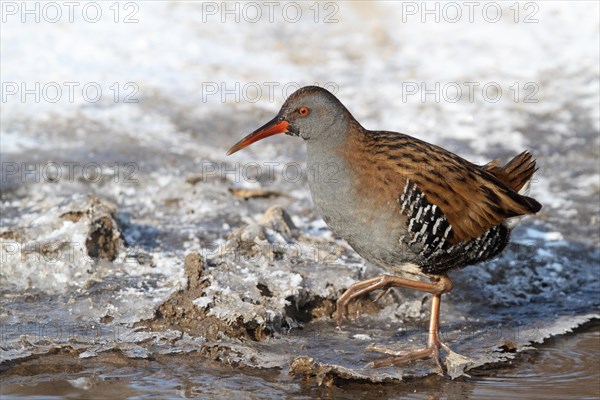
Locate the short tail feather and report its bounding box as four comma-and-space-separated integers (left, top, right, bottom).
483, 151, 541, 214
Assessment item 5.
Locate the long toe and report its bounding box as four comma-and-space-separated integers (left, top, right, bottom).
334, 300, 348, 325
366, 347, 436, 368
365, 341, 451, 373
365, 343, 421, 357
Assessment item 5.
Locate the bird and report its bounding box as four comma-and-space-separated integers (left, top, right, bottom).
226, 86, 542, 371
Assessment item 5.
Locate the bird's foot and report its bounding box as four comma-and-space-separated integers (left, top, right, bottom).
335, 275, 392, 325
364, 340, 453, 372
335, 275, 453, 325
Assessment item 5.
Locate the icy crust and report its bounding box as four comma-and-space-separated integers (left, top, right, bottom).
0, 195, 185, 326
1, 196, 598, 382
193, 205, 361, 328
0, 194, 124, 293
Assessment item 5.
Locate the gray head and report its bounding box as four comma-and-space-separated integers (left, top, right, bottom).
226, 86, 355, 155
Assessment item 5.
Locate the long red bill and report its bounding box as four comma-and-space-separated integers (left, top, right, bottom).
226, 118, 289, 155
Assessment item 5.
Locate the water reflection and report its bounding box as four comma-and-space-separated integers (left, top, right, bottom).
3, 323, 598, 400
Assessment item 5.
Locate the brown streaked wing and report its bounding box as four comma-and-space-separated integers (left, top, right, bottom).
350, 131, 541, 244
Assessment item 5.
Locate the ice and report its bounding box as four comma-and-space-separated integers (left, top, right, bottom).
525, 228, 565, 241
1, 1, 599, 384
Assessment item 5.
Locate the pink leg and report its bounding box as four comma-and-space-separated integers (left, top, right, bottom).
336, 274, 454, 370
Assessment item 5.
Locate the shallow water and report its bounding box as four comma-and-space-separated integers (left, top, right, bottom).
2, 322, 598, 399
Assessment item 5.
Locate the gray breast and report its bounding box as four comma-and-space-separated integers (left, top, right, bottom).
305, 142, 418, 270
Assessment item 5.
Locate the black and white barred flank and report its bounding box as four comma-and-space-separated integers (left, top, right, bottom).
398, 180, 510, 275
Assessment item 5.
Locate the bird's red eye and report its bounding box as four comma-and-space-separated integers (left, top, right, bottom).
298, 106, 310, 116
